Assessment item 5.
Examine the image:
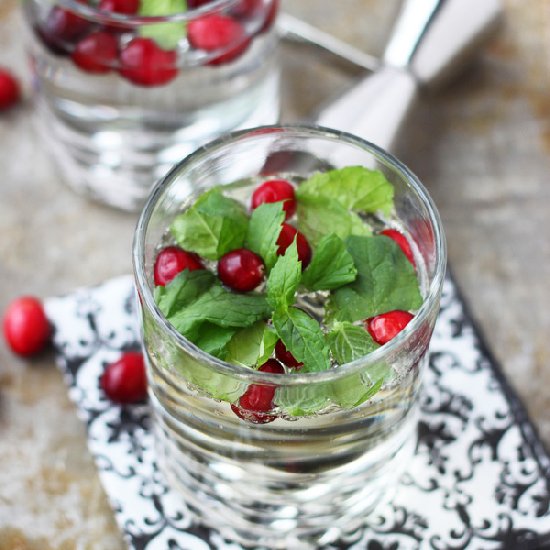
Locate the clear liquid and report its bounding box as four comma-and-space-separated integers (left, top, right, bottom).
23, 7, 280, 210
143, 176, 428, 547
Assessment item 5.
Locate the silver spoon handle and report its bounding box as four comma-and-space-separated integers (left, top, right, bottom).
277, 13, 380, 74
313, 0, 502, 151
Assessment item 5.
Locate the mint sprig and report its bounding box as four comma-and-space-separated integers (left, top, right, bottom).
154, 269, 215, 318
245, 202, 285, 271
272, 307, 330, 374
170, 189, 249, 261
266, 239, 301, 311
194, 324, 236, 359
328, 321, 379, 364
328, 235, 422, 322
301, 233, 357, 291
296, 195, 371, 247
329, 374, 385, 408
296, 166, 395, 216
139, 0, 187, 50
169, 285, 271, 341
225, 322, 278, 368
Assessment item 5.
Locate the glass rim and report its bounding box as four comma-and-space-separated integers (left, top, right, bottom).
54, 0, 245, 25
132, 124, 447, 386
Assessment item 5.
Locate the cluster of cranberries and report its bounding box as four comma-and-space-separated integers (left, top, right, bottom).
155, 178, 311, 292
2, 295, 147, 404
36, 0, 278, 87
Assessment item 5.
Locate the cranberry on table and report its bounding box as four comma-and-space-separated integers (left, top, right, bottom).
3, 297, 51, 356
276, 223, 312, 268
72, 31, 118, 74
119, 38, 178, 87
365, 310, 414, 345
187, 14, 250, 65
231, 359, 284, 423
100, 351, 147, 404
381, 229, 416, 267
275, 339, 302, 369
251, 179, 297, 220
218, 248, 264, 292
98, 0, 140, 14
154, 246, 204, 286
0, 69, 21, 111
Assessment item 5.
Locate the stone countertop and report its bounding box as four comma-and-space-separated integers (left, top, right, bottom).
0, 0, 549, 547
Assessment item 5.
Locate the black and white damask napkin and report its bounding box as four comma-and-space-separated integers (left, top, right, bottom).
44, 273, 550, 549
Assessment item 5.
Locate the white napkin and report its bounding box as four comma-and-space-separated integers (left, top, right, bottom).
45, 274, 550, 549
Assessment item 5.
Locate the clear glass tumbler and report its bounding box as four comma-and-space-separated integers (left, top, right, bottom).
133, 125, 446, 548
22, 0, 280, 210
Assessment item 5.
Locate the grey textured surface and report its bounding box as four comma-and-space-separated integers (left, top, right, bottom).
0, 0, 549, 547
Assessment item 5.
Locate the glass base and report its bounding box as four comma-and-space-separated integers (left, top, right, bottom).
153, 400, 418, 549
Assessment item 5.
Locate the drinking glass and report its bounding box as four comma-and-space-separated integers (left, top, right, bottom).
133, 125, 446, 548
22, 0, 280, 210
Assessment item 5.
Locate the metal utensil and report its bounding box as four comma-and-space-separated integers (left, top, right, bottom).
279, 0, 502, 151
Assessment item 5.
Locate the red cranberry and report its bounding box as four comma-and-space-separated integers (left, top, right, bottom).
260, 0, 279, 32
154, 246, 204, 286
100, 351, 147, 404
187, 14, 250, 65
381, 229, 416, 267
40, 2, 92, 53
0, 69, 21, 111
218, 249, 264, 292
71, 31, 118, 74
99, 0, 139, 14
275, 339, 303, 369
119, 38, 178, 87
231, 0, 278, 32
187, 0, 213, 7
231, 359, 284, 423
276, 223, 312, 268
366, 310, 414, 345
3, 297, 51, 356
231, 0, 261, 18
251, 179, 297, 220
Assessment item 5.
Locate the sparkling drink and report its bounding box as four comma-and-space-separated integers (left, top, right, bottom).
22, 0, 280, 210
133, 126, 446, 548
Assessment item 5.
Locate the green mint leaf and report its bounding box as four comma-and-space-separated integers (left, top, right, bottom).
296, 195, 371, 247
272, 307, 330, 373
329, 373, 385, 408
194, 323, 237, 359
175, 353, 247, 402
275, 384, 332, 416
139, 0, 187, 50
328, 321, 379, 364
329, 235, 422, 322
266, 239, 301, 311
274, 351, 389, 416
225, 322, 278, 367
296, 166, 395, 216
154, 269, 215, 318
170, 189, 249, 261
168, 285, 272, 341
301, 233, 357, 291
245, 202, 286, 271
